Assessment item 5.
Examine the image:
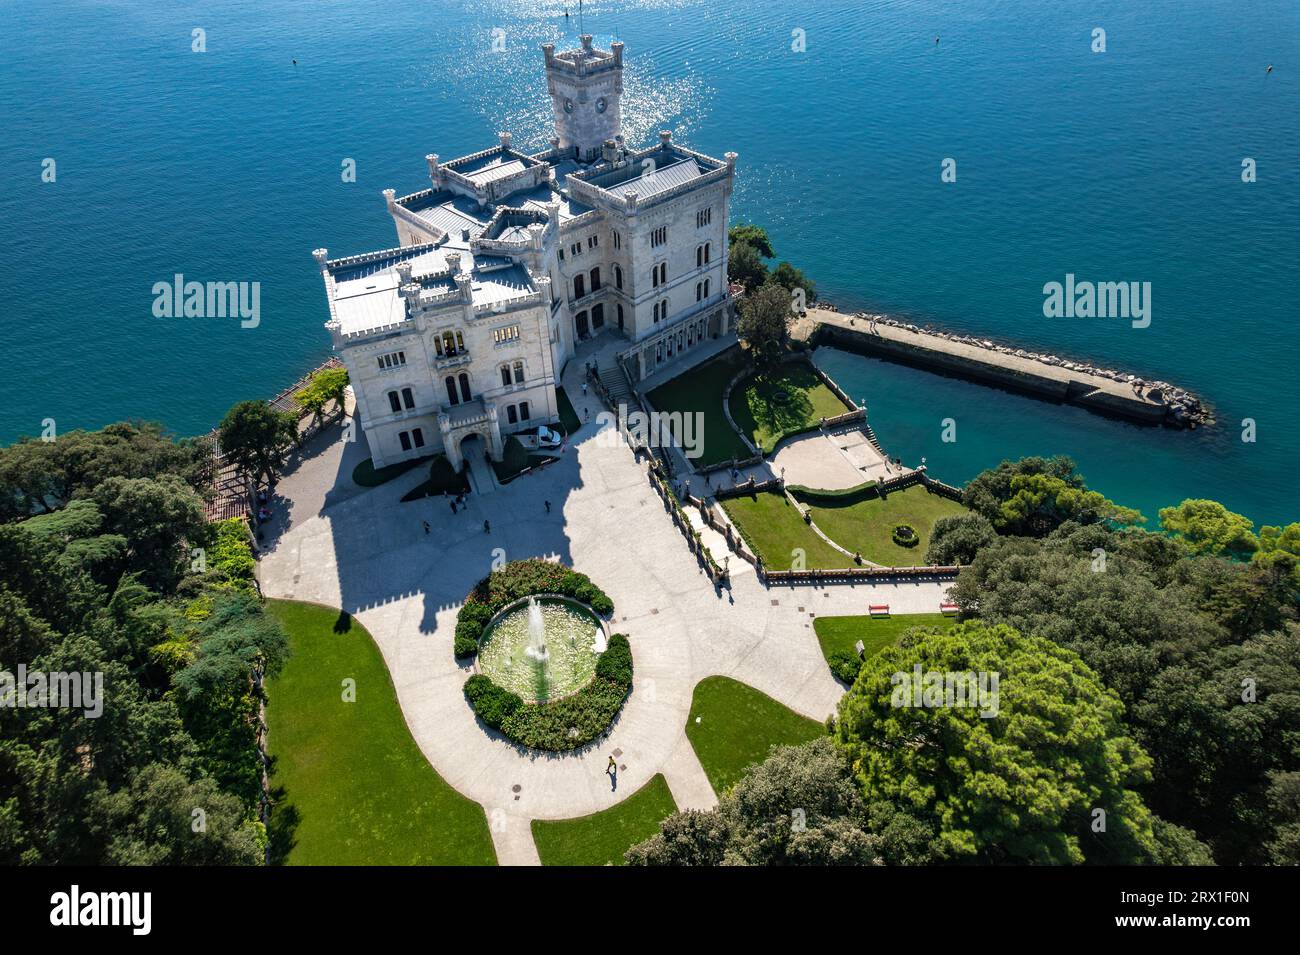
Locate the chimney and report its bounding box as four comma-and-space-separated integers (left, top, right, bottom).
659, 130, 672, 147
425, 154, 440, 186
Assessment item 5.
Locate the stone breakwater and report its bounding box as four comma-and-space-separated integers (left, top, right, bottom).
805, 306, 1212, 429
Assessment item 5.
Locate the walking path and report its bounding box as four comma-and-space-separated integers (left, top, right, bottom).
257, 355, 952, 865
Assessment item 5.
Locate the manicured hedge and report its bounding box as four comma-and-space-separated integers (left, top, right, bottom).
464, 634, 634, 751
453, 559, 614, 660
208, 518, 257, 593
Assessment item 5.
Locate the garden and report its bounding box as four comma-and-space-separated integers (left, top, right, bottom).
814, 612, 957, 684
264, 600, 496, 865
685, 676, 825, 794
790, 483, 969, 565
531, 775, 678, 866
720, 490, 848, 569
644, 348, 753, 467
728, 360, 851, 454
455, 559, 632, 752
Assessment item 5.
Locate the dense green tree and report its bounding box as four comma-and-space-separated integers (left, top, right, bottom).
727, 240, 768, 292
736, 282, 793, 367
0, 423, 204, 521
90, 475, 206, 590
217, 400, 298, 489
295, 367, 350, 429
628, 738, 904, 865
727, 223, 775, 258
769, 261, 817, 304
1159, 499, 1258, 558
836, 621, 1159, 864
925, 512, 997, 565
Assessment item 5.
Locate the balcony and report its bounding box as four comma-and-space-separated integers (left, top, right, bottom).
434, 349, 472, 370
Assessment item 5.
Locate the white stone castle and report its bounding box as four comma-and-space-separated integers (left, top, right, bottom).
313, 36, 736, 471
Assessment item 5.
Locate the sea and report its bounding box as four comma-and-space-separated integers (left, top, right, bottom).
3, 0, 1297, 524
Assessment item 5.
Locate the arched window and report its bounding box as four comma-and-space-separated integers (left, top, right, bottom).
458, 373, 472, 403
590, 267, 601, 292
695, 282, 702, 302
402, 387, 415, 410
445, 376, 458, 406
500, 365, 512, 387
696, 245, 703, 268
703, 278, 710, 298
574, 274, 585, 299
614, 265, 623, 290
704, 242, 711, 264
387, 390, 401, 413
513, 360, 524, 383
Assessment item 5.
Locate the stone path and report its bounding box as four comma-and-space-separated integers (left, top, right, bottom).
257, 356, 953, 866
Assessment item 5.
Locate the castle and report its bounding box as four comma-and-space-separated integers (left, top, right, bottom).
313, 35, 736, 471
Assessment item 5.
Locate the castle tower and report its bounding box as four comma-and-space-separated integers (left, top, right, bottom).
541, 35, 623, 163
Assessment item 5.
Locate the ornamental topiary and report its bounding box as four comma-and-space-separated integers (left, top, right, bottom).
463, 674, 522, 728
891, 523, 919, 548
594, 634, 633, 684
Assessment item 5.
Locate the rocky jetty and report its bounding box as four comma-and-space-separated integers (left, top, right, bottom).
828, 309, 1213, 429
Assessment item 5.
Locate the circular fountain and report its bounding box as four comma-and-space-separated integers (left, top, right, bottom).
476, 596, 604, 702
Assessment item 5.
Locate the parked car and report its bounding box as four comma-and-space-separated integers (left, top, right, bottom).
536, 425, 563, 449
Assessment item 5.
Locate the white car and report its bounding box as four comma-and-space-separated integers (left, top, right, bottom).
536, 425, 563, 449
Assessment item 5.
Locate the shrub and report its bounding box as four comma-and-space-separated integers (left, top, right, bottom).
891, 524, 919, 548
452, 560, 614, 661
595, 634, 633, 684
501, 436, 529, 473
926, 512, 997, 565
500, 677, 630, 751
463, 674, 522, 728
828, 649, 863, 684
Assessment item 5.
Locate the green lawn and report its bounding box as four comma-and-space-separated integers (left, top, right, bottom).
351, 454, 431, 488
685, 676, 825, 795
814, 613, 956, 670
729, 361, 851, 453
556, 385, 582, 436
721, 490, 850, 569
264, 600, 496, 865
793, 483, 969, 566
531, 774, 678, 866
645, 348, 752, 466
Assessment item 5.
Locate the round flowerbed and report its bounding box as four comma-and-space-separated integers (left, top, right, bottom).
891, 523, 919, 548
455, 560, 630, 752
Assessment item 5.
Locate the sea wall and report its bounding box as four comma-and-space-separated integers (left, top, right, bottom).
809, 311, 1210, 428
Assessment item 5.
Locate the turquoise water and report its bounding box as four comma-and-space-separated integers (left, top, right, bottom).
3, 0, 1297, 523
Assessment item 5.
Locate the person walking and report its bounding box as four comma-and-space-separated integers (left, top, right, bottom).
450, 500, 457, 515
422, 520, 430, 535
581, 380, 588, 397
483, 520, 491, 534
544, 500, 551, 514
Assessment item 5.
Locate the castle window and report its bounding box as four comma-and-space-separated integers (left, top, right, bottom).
493, 324, 520, 344
519, 401, 530, 421
696, 207, 712, 228
402, 387, 415, 410
387, 391, 402, 413
590, 267, 601, 292
704, 242, 711, 264
612, 230, 621, 249
574, 274, 586, 299
650, 226, 667, 248
513, 360, 525, 383
458, 373, 472, 403
506, 405, 518, 425
377, 350, 406, 371
399, 431, 411, 452
588, 234, 598, 250
413, 428, 425, 448
614, 265, 623, 290
445, 376, 459, 406
501, 365, 512, 387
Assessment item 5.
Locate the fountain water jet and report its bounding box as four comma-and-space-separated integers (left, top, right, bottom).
524, 596, 549, 664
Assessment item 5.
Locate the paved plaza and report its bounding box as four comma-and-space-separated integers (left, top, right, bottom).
258, 356, 951, 865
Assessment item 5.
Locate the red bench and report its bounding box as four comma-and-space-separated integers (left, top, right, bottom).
868, 604, 890, 617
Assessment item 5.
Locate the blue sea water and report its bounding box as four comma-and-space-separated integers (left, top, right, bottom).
2, 0, 1297, 524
